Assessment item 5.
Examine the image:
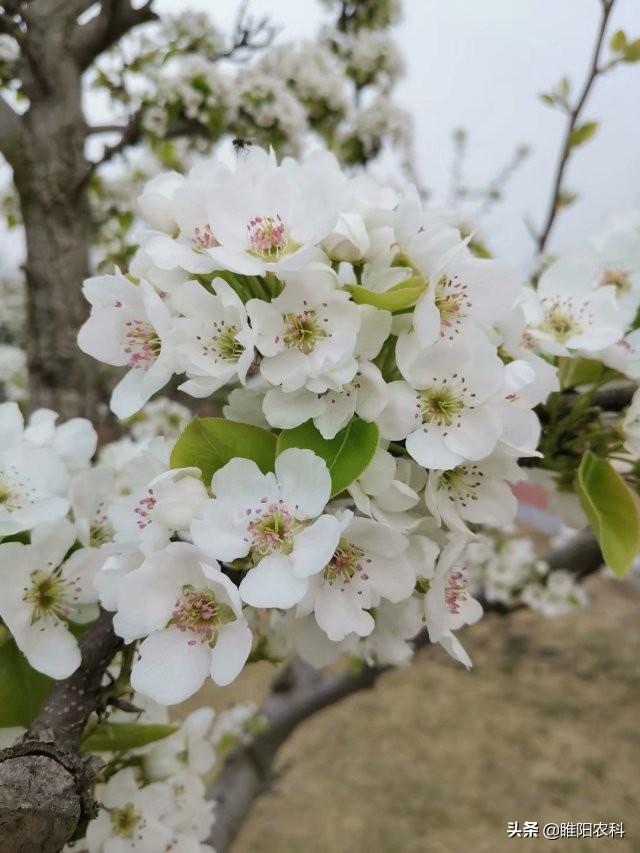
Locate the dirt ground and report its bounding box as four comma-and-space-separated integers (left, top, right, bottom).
199, 573, 640, 853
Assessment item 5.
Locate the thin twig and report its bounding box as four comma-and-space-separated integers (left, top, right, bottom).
536, 0, 616, 254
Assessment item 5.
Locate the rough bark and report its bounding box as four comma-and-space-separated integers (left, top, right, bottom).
2, 7, 96, 418
0, 611, 122, 852
0, 755, 80, 853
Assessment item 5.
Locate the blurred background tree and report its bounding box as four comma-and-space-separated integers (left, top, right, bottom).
0, 0, 413, 418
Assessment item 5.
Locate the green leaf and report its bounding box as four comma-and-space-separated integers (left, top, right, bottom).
576, 451, 640, 576
609, 29, 627, 52
211, 271, 283, 303
81, 722, 178, 753
373, 335, 401, 382
623, 38, 640, 62
344, 278, 425, 313
557, 189, 578, 209
0, 639, 52, 727
171, 417, 277, 485
276, 417, 379, 497
568, 121, 598, 148
539, 92, 556, 106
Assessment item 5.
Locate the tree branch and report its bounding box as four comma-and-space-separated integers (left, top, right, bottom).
0, 610, 122, 850
216, 0, 278, 61
72, 0, 158, 71
207, 529, 604, 851
592, 381, 636, 412
536, 0, 616, 254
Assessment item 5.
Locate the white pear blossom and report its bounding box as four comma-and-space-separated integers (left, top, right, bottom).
113, 542, 252, 704
377, 334, 508, 470
170, 278, 255, 398
297, 511, 415, 641
84, 767, 213, 853
247, 266, 361, 394
520, 257, 623, 356
108, 467, 208, 556
425, 451, 521, 536
78, 272, 176, 418
596, 328, 640, 380
191, 450, 340, 609
423, 537, 483, 668
521, 569, 588, 616
223, 383, 270, 428
128, 397, 191, 442
23, 408, 97, 472
198, 147, 340, 276
262, 303, 391, 437
0, 520, 99, 678
144, 707, 217, 782
348, 446, 426, 530
0, 403, 69, 536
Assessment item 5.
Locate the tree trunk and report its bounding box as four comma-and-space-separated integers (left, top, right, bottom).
9, 13, 101, 420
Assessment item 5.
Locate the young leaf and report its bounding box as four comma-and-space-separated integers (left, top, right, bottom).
610, 29, 627, 52
568, 121, 598, 148
0, 638, 51, 727
576, 451, 640, 576
81, 722, 178, 753
276, 417, 379, 497
623, 38, 640, 62
344, 279, 425, 313
171, 417, 277, 485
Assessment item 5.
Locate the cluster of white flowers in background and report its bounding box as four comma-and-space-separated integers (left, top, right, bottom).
464, 531, 589, 615
57, 700, 258, 852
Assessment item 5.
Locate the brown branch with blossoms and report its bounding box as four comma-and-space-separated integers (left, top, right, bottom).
0, 530, 604, 852
206, 530, 605, 852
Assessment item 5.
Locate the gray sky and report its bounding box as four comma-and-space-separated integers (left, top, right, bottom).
158, 0, 640, 272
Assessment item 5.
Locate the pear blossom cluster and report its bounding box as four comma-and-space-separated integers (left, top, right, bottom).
94, 10, 411, 165
464, 531, 589, 615
3, 147, 640, 722
67, 142, 556, 688
57, 701, 260, 853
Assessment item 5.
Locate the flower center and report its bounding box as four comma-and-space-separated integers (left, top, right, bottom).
89, 521, 113, 547
214, 324, 245, 362
282, 310, 327, 354
420, 387, 464, 427
170, 585, 234, 646
0, 468, 31, 511
599, 267, 630, 292
0, 476, 10, 505
439, 465, 483, 507
323, 538, 368, 586
540, 297, 585, 343
247, 214, 289, 259
247, 502, 301, 559
123, 321, 161, 369
435, 275, 470, 338
23, 570, 76, 624
445, 570, 469, 614
110, 803, 143, 838
89, 504, 114, 546
193, 224, 219, 250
